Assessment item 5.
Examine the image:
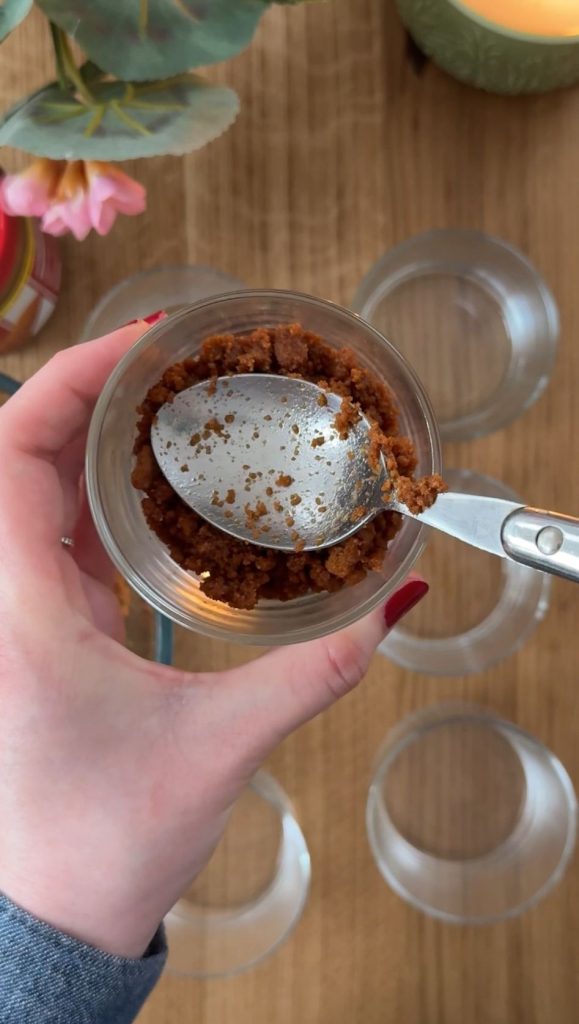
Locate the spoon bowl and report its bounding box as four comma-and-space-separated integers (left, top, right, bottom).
152, 374, 386, 551
153, 373, 579, 585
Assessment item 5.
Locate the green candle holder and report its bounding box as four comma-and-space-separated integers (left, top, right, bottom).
397, 0, 579, 94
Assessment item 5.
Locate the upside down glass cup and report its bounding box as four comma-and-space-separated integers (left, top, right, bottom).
366, 704, 577, 924
352, 230, 559, 443
85, 290, 442, 646
102, 596, 311, 977
80, 265, 245, 341
164, 770, 311, 978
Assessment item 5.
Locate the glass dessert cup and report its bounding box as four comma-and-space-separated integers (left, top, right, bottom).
352, 229, 559, 442
380, 469, 552, 676
81, 265, 245, 340
164, 769, 311, 978
122, 601, 309, 977
366, 704, 577, 924
86, 290, 442, 646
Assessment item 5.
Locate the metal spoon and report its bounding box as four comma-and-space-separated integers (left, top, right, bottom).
151, 373, 579, 583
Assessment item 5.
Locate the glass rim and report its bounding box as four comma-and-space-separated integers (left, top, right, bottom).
86, 288, 442, 645
352, 228, 559, 443
366, 703, 578, 925
81, 263, 245, 342
164, 769, 311, 978
380, 468, 552, 675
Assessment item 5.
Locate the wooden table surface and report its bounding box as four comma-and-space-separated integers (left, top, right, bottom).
3, 3, 579, 1022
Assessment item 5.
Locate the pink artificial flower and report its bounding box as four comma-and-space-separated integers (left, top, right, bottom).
85, 162, 147, 236
0, 159, 146, 241
0, 159, 65, 218
40, 161, 92, 240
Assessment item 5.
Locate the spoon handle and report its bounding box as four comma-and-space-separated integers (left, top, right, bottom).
401, 492, 579, 585
501, 507, 579, 583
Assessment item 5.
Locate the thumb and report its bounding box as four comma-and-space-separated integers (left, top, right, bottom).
219, 575, 429, 757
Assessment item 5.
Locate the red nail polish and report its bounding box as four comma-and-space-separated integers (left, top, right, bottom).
384, 580, 429, 629
143, 310, 167, 325
122, 310, 167, 327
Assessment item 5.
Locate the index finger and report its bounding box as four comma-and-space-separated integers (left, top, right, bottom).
0, 322, 150, 459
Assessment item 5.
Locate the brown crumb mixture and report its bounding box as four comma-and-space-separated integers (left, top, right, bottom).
333, 395, 361, 439
368, 426, 446, 514
244, 500, 268, 529
204, 417, 225, 436
131, 322, 444, 609
275, 473, 294, 487
351, 505, 367, 522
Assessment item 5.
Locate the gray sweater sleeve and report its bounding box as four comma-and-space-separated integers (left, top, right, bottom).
0, 892, 167, 1024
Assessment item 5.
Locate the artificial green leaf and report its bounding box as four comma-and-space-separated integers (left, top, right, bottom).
79, 61, 109, 86
0, 0, 32, 41
35, 0, 268, 81
0, 75, 239, 159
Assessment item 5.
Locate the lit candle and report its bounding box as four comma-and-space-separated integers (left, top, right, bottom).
397, 0, 579, 94
458, 0, 579, 38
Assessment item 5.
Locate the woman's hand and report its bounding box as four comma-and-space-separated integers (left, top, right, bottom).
0, 324, 428, 959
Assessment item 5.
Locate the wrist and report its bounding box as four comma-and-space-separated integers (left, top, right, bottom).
0, 863, 161, 959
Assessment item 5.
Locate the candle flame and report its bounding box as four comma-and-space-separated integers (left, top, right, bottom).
457, 0, 579, 37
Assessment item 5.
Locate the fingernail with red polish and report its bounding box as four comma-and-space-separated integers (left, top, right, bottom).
122, 310, 167, 327
143, 310, 167, 324
384, 579, 429, 629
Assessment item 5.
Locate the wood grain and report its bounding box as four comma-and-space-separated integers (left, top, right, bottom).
2, 2, 579, 1021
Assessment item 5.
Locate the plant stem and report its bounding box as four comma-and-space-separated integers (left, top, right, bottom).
174, 0, 200, 21
57, 27, 96, 105
111, 101, 151, 136
139, 0, 148, 39
84, 105, 106, 138
49, 22, 70, 93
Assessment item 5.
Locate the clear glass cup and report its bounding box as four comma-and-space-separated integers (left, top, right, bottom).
352, 229, 559, 442
379, 468, 552, 675
86, 289, 442, 646
81, 265, 245, 340
367, 704, 577, 924
2, 372, 303, 980
164, 770, 311, 978
114, 598, 308, 977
